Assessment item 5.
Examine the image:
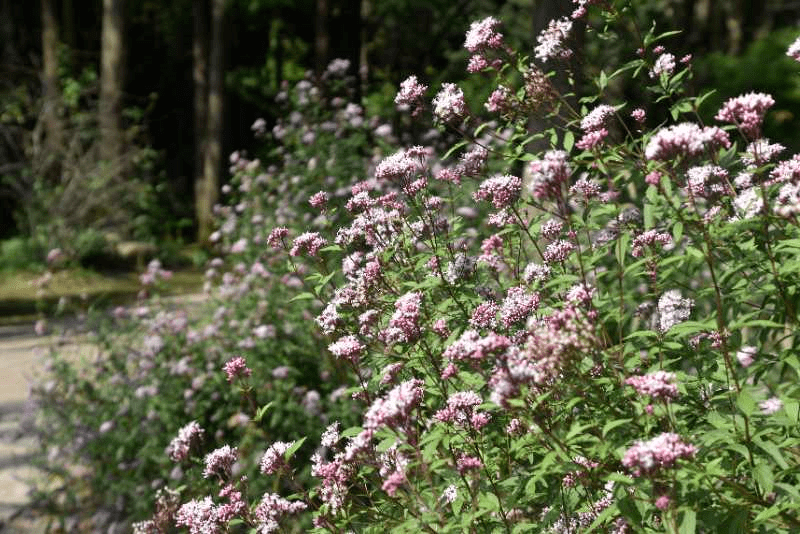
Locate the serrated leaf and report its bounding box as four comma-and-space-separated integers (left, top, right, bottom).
753, 462, 774, 495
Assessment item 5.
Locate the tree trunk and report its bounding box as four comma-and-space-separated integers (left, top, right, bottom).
41, 0, 61, 157
193, 0, 209, 242
198, 0, 224, 244
314, 0, 329, 79
359, 0, 371, 96
2, 0, 19, 66
99, 0, 125, 164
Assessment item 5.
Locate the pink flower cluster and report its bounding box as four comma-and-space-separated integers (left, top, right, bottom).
788, 36, 800, 62
443, 330, 511, 363
631, 230, 672, 257
464, 17, 505, 73
328, 335, 365, 362
577, 104, 614, 150
649, 52, 675, 78
375, 148, 426, 182
473, 174, 523, 209
433, 83, 467, 122
289, 231, 327, 257
175, 497, 222, 534
645, 122, 730, 161
260, 441, 294, 475
167, 421, 204, 462
625, 371, 679, 400
267, 226, 288, 249
529, 150, 571, 200
254, 493, 307, 533
223, 356, 251, 383
434, 391, 489, 429
395, 75, 427, 117
381, 292, 423, 345
499, 286, 540, 328
470, 301, 499, 329
622, 432, 696, 476
715, 92, 775, 139
202, 445, 238, 479
535, 17, 573, 62
308, 191, 329, 208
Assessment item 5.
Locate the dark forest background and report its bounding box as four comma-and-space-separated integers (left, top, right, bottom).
3, 0, 800, 265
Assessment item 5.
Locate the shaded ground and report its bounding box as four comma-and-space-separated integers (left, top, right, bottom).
0, 291, 208, 532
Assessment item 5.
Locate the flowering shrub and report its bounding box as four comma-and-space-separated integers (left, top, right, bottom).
35, 4, 800, 533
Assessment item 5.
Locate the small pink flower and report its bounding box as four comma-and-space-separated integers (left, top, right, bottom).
223, 356, 251, 383
308, 191, 329, 209
655, 494, 671, 510
736, 346, 757, 368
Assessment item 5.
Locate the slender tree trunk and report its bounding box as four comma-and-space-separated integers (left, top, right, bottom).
2, 0, 19, 66
61, 0, 77, 62
315, 0, 329, 79
359, 0, 371, 96
199, 0, 224, 244
99, 0, 125, 163
193, 0, 209, 242
41, 0, 62, 156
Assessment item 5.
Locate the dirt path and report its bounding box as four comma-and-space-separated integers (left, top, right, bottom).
0, 293, 207, 532
0, 324, 61, 533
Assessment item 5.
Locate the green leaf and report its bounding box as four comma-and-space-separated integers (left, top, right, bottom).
602, 419, 632, 438
253, 402, 273, 422
563, 130, 575, 153
284, 437, 307, 460
736, 389, 756, 416
754, 439, 789, 470
289, 292, 316, 302
679, 509, 696, 534
672, 221, 683, 243
753, 462, 774, 495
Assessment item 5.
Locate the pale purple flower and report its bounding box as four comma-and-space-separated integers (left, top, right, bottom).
175, 497, 221, 534
742, 139, 785, 167
443, 330, 511, 362
167, 421, 204, 462
499, 286, 539, 328
736, 346, 757, 367
631, 230, 672, 257
655, 495, 671, 510
202, 445, 238, 479
321, 422, 340, 447
658, 290, 693, 332
464, 17, 504, 52
650, 52, 676, 78
535, 17, 573, 62
760, 396, 783, 415
631, 108, 646, 122
363, 379, 424, 431
625, 371, 679, 400
543, 239, 576, 263
529, 150, 571, 200
470, 301, 499, 329
395, 75, 427, 116
290, 232, 327, 257
433, 83, 467, 122
328, 335, 365, 362
645, 123, 730, 161
473, 174, 523, 209
456, 455, 483, 474
441, 484, 458, 503
254, 493, 307, 534
375, 148, 426, 181
622, 433, 696, 476
267, 227, 288, 249
260, 441, 294, 475
715, 92, 775, 139
308, 191, 328, 208
381, 292, 423, 345
223, 356, 251, 383
788, 36, 800, 62
581, 104, 615, 133
485, 85, 512, 113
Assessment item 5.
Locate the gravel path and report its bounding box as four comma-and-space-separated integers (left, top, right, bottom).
0, 293, 207, 532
